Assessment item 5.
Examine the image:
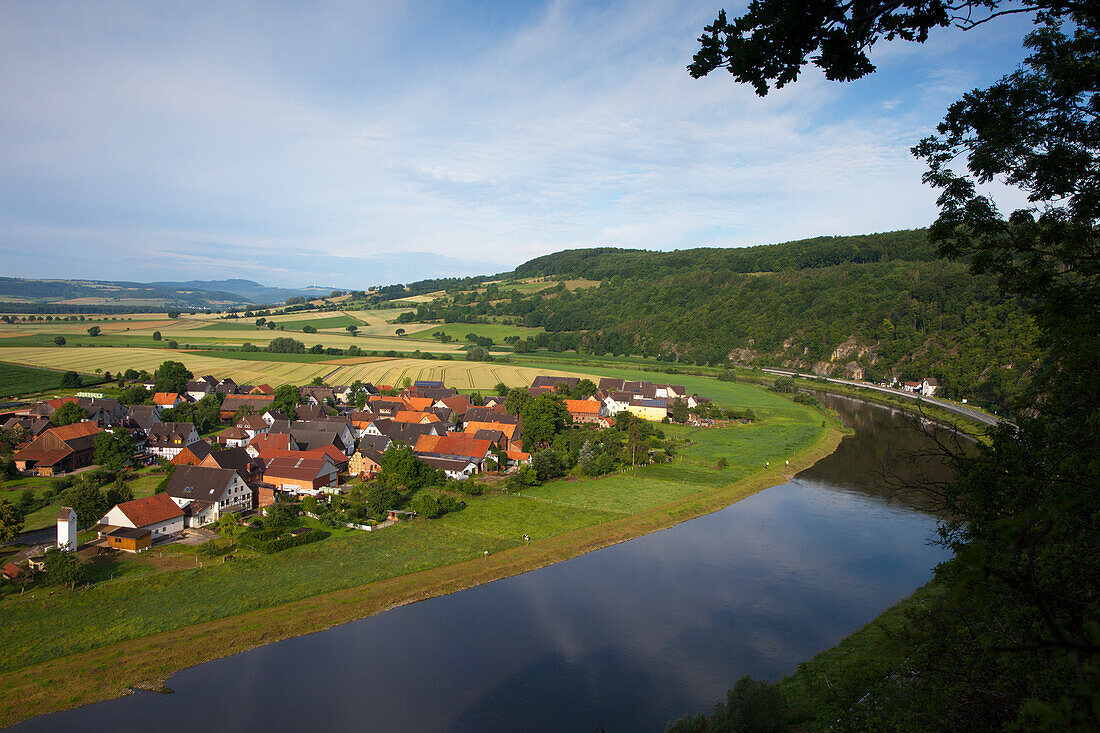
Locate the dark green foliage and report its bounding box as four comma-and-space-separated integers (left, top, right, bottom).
239, 527, 326, 553
666, 676, 789, 732
0, 498, 23, 543
301, 325, 317, 333
153, 360, 193, 394
59, 370, 82, 389
160, 393, 223, 433
42, 547, 86, 588
521, 393, 569, 447
364, 483, 401, 517
530, 449, 565, 482
262, 503, 300, 532
271, 384, 299, 419
378, 444, 439, 490
686, 1, 1100, 728
53, 335, 65, 346
93, 430, 133, 470
50, 402, 86, 426
408, 491, 464, 519
62, 482, 108, 529
118, 385, 152, 406
102, 480, 133, 508
268, 337, 306, 353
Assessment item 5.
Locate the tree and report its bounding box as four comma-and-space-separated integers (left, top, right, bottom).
364, 482, 401, 517
345, 325, 358, 335
531, 449, 565, 482
271, 384, 299, 419
152, 331, 162, 341
690, 2, 1100, 727
395, 328, 405, 336
59, 370, 82, 388
666, 676, 788, 733
263, 502, 299, 531
216, 512, 240, 537
42, 547, 86, 589
51, 401, 86, 427
669, 399, 689, 424
86, 326, 100, 337
103, 479, 134, 508
268, 337, 305, 353
379, 444, 435, 489
63, 482, 108, 529
118, 385, 152, 406
93, 430, 133, 470
0, 498, 24, 543
153, 360, 193, 393
53, 335, 66, 346
521, 394, 569, 448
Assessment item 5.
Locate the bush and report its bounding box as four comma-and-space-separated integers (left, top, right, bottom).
666, 676, 788, 733
239, 528, 327, 553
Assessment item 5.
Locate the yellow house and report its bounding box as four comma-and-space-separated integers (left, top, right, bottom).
624, 399, 668, 422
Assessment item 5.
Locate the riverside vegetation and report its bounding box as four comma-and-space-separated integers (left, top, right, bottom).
0, 374, 839, 726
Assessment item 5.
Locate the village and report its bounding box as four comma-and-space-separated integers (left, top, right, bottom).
1, 365, 721, 581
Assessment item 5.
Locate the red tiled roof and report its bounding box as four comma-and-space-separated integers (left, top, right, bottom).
463, 421, 518, 439
112, 493, 184, 528
413, 435, 491, 460
394, 411, 440, 424
263, 456, 333, 480
153, 392, 179, 405
565, 399, 600, 415
46, 421, 102, 441
247, 433, 291, 452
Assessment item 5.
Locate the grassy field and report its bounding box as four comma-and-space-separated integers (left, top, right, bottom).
0, 362, 77, 397
0, 381, 840, 726
331, 359, 588, 390
267, 314, 364, 331
0, 347, 337, 385
403, 322, 546, 343
0, 380, 829, 669
2, 470, 165, 532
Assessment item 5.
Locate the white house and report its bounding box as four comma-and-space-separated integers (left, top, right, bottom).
98, 493, 185, 542
146, 422, 201, 460
921, 378, 939, 397
163, 465, 251, 526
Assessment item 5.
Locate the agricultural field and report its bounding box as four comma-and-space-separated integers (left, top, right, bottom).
330, 359, 587, 390
0, 348, 589, 391
0, 363, 78, 398
341, 310, 417, 336
480, 278, 601, 294
271, 315, 364, 331
0, 347, 336, 385
403, 322, 546, 344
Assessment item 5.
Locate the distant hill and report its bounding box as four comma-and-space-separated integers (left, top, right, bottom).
0, 277, 338, 310
148, 279, 335, 304
406, 230, 1038, 408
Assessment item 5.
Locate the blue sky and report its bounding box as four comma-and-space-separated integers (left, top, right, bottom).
0, 1, 1035, 288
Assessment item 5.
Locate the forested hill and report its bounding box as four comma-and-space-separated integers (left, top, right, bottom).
409, 231, 1038, 407
513, 229, 939, 280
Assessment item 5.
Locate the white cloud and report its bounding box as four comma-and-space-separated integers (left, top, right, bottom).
0, 0, 1035, 286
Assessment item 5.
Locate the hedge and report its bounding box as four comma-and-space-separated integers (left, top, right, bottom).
238, 528, 328, 554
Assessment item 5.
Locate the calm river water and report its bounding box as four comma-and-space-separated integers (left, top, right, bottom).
13, 395, 953, 732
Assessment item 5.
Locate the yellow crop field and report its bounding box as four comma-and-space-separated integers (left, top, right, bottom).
0, 348, 333, 385
331, 359, 589, 390
340, 310, 417, 335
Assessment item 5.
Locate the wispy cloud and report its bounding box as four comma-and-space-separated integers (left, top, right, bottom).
0, 0, 1034, 286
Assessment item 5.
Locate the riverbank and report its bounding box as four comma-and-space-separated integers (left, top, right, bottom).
0, 424, 843, 726
778, 578, 946, 730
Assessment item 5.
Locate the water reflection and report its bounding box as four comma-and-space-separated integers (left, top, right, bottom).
12, 398, 952, 733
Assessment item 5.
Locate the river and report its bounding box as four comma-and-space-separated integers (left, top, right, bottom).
12, 395, 954, 732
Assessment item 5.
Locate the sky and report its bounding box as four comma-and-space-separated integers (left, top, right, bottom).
0, 1, 1036, 288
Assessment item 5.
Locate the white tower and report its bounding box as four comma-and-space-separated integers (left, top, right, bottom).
57, 506, 77, 552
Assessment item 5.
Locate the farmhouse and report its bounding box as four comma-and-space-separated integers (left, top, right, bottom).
146, 422, 201, 460
95, 493, 185, 552
13, 422, 102, 475
263, 456, 339, 494
564, 399, 604, 424
163, 465, 251, 526
349, 448, 384, 478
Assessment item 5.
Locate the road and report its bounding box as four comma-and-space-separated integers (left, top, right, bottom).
761, 368, 1006, 427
